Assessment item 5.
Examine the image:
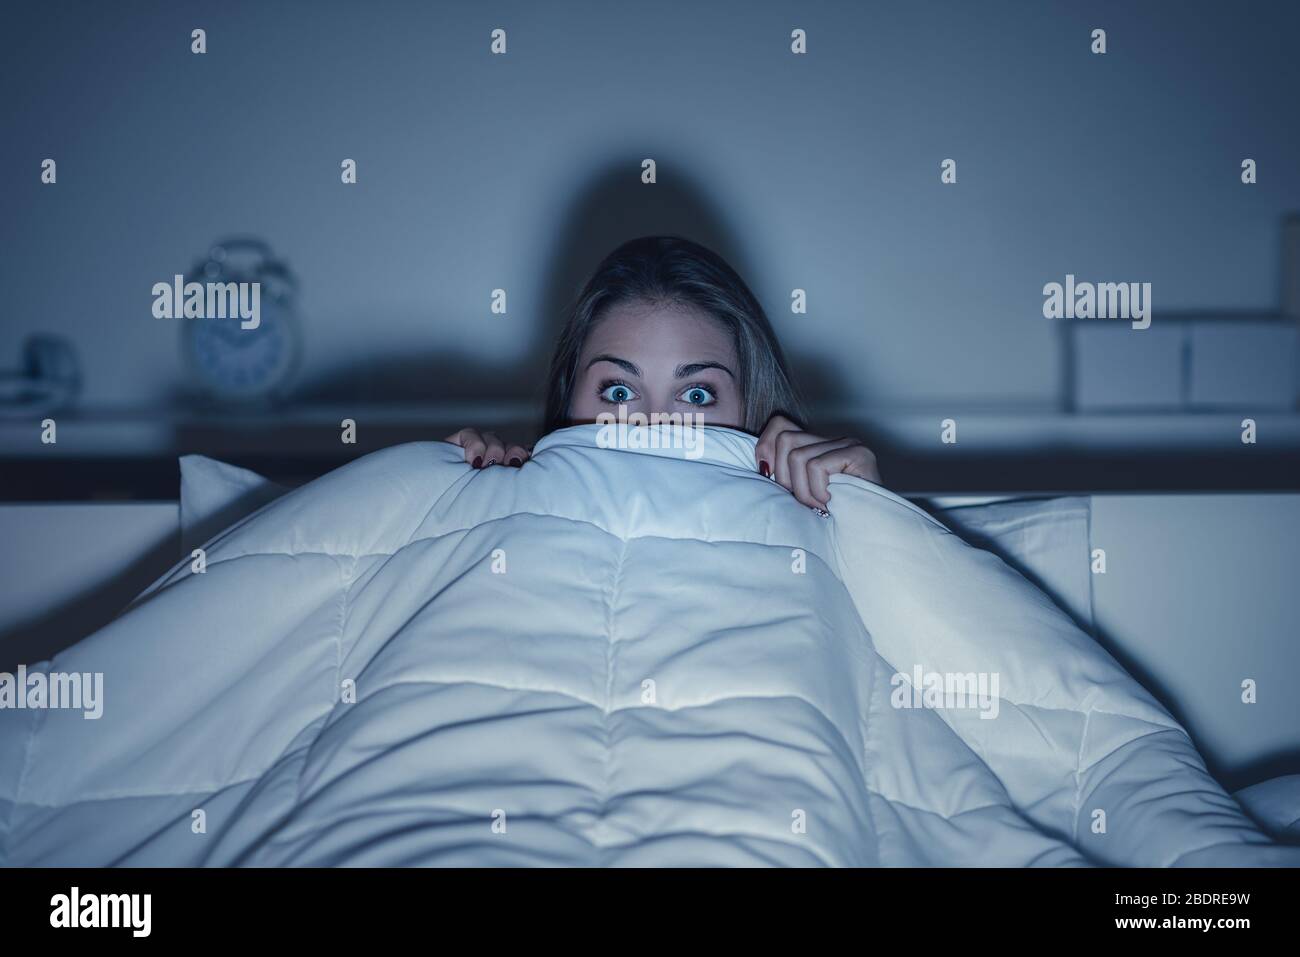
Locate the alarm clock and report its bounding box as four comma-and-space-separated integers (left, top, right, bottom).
181, 238, 302, 406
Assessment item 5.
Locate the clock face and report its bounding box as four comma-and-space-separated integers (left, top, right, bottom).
184, 297, 299, 401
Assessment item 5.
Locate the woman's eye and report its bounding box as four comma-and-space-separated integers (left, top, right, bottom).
599, 383, 637, 403
679, 386, 716, 406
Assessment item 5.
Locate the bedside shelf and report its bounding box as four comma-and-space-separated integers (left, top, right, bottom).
2, 404, 1299, 499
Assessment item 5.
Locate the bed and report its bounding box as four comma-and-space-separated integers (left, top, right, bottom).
1, 424, 1297, 864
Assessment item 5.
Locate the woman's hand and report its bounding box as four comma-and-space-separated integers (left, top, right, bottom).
754, 414, 882, 510
444, 428, 531, 468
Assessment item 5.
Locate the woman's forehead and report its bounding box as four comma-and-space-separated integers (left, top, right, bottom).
583, 301, 736, 366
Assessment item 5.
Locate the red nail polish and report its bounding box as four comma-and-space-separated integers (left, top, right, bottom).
509, 457, 522, 467
759, 460, 770, 478
472, 456, 483, 468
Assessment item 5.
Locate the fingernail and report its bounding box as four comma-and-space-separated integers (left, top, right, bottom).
471, 456, 483, 469
812, 506, 830, 518
485, 458, 497, 467
759, 460, 770, 478
508, 457, 522, 467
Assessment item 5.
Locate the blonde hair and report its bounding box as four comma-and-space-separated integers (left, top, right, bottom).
543, 235, 806, 434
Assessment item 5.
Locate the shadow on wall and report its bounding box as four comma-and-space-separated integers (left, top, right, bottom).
0, 529, 179, 675
293, 160, 848, 437
1088, 616, 1300, 796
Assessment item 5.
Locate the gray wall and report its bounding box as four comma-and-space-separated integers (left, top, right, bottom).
2, 0, 1298, 414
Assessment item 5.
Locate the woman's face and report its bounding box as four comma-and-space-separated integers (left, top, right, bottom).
567, 300, 744, 428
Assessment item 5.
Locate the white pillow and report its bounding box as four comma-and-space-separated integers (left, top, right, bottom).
1232, 775, 1300, 841
926, 496, 1094, 632
178, 455, 289, 554
177, 455, 1094, 630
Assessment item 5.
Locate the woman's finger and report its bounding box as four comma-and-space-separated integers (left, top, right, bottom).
849, 444, 882, 484
479, 432, 507, 467
754, 414, 798, 478
446, 428, 488, 466
772, 426, 824, 492
444, 427, 480, 447
792, 438, 858, 507
444, 428, 534, 469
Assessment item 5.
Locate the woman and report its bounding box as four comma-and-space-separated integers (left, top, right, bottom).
445, 235, 881, 511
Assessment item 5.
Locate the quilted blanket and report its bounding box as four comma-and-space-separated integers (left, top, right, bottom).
1, 424, 1294, 866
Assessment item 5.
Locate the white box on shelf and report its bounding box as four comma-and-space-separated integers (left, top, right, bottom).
1188, 319, 1298, 410
1070, 323, 1185, 411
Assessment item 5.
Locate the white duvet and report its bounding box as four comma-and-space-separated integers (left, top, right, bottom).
1, 424, 1295, 866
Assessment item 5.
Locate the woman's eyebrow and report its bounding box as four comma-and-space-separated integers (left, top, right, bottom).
675, 361, 735, 379
586, 354, 641, 376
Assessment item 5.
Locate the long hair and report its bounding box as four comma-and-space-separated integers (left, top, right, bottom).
543, 235, 806, 435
